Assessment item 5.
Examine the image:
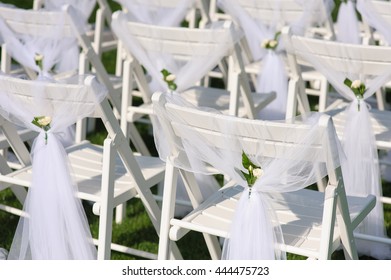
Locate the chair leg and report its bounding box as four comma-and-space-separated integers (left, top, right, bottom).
158, 161, 181, 260
375, 88, 386, 111
96, 138, 115, 260
202, 233, 222, 259
317, 77, 328, 112
115, 203, 126, 224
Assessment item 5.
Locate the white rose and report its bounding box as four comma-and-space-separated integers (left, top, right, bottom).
165, 74, 176, 82
268, 40, 278, 48
351, 79, 363, 89
253, 168, 264, 178
261, 39, 269, 48
34, 53, 44, 62
37, 116, 51, 127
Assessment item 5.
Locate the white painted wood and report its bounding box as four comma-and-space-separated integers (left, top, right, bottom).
209, 0, 335, 112
113, 13, 276, 134
153, 91, 376, 260
282, 27, 391, 249
283, 26, 391, 148
96, 138, 115, 260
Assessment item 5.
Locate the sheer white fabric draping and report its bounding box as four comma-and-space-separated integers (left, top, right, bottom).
0, 74, 107, 259
153, 92, 338, 259
357, 0, 391, 45
111, 12, 242, 93
336, 0, 361, 44
0, 5, 86, 146
43, 0, 96, 22
114, 0, 196, 26
112, 12, 243, 214
291, 39, 391, 259
217, 0, 326, 120
0, 4, 79, 75
356, 0, 391, 183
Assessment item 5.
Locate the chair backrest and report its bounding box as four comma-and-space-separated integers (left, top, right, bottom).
33, 0, 115, 56
153, 91, 341, 186
0, 6, 74, 36
0, 5, 76, 77
33, 0, 96, 18
282, 25, 391, 118
112, 12, 260, 118
0, 73, 158, 208
64, 5, 122, 114
212, 0, 335, 39
115, 0, 211, 28
359, 0, 391, 46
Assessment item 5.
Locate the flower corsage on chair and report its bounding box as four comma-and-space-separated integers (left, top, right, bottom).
344, 78, 366, 111
237, 151, 263, 198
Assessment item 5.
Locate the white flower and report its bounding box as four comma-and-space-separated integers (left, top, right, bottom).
37, 116, 51, 127
34, 53, 44, 71
165, 74, 176, 82
34, 53, 44, 62
351, 79, 363, 89
261, 39, 269, 48
268, 40, 278, 48
253, 168, 264, 178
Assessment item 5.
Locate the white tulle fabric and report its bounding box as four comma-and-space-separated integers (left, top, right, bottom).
0, 4, 79, 75
111, 12, 242, 93
112, 12, 242, 213
217, 0, 326, 120
290, 39, 391, 259
114, 0, 196, 26
357, 0, 391, 45
336, 1, 361, 44
153, 92, 338, 259
0, 74, 107, 259
43, 0, 96, 22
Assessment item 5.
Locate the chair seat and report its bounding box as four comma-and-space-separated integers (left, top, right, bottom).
2, 141, 165, 207
127, 86, 276, 122
168, 185, 375, 259
0, 128, 37, 150
327, 107, 391, 150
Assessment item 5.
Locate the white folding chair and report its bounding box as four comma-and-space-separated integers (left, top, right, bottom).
112, 0, 211, 81
214, 0, 335, 117
62, 5, 144, 147
0, 74, 181, 260
0, 4, 104, 150
282, 26, 391, 258
111, 12, 275, 151
33, 0, 117, 57
152, 91, 376, 260
358, 0, 391, 110
0, 5, 80, 80
114, 0, 211, 28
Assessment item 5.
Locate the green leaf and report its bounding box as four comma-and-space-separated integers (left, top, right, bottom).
343, 78, 352, 88
241, 170, 251, 182
242, 151, 251, 169
359, 84, 366, 94
31, 119, 40, 127
274, 31, 281, 40
160, 69, 170, 77
169, 83, 177, 90
32, 116, 45, 128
